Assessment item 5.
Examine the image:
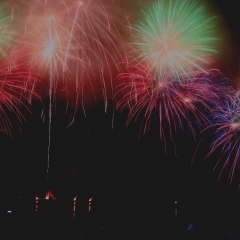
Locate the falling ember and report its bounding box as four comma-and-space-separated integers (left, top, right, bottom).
73, 196, 77, 218
174, 201, 178, 218
35, 197, 39, 212
88, 197, 93, 212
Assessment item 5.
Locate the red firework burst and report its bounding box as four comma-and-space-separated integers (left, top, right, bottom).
0, 57, 41, 136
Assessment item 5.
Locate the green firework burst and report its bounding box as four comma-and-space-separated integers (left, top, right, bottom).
129, 0, 218, 82
0, 3, 18, 57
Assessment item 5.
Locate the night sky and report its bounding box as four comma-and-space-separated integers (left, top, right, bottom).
1, 1, 240, 237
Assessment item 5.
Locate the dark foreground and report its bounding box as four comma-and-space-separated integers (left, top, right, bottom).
1, 195, 240, 240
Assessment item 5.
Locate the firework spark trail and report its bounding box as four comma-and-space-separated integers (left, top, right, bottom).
62, 1, 81, 75
13, 0, 77, 180
70, 0, 128, 113
47, 18, 53, 181
128, 0, 218, 82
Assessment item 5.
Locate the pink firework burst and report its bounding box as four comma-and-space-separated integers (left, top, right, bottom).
115, 59, 225, 154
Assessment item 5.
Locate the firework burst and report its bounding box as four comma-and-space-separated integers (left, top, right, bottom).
0, 56, 41, 136
128, 0, 218, 82
13, 0, 127, 112
9, 0, 128, 181
203, 73, 240, 186
115, 59, 223, 153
